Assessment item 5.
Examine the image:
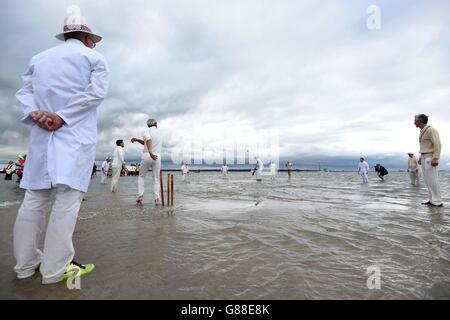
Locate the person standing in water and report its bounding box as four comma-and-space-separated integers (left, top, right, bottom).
286, 161, 292, 178
100, 157, 110, 184
181, 162, 189, 181
357, 157, 369, 184
131, 118, 162, 205
111, 139, 128, 192
221, 163, 228, 177
13, 8, 109, 284
270, 160, 277, 179
407, 152, 419, 186
374, 164, 388, 181
4, 161, 16, 180
415, 114, 443, 207
91, 162, 97, 178
252, 156, 264, 182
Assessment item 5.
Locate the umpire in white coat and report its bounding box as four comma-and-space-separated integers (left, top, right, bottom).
13, 11, 109, 284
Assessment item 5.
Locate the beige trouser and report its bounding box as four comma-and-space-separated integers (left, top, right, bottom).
421, 155, 442, 205
13, 186, 84, 284
409, 170, 419, 186
111, 165, 122, 192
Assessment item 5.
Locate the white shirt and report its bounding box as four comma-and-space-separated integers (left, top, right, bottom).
101, 160, 109, 173
16, 39, 109, 192
358, 161, 369, 174
112, 146, 125, 167
143, 127, 162, 154
221, 165, 228, 174
256, 158, 264, 171
181, 165, 189, 174
270, 163, 277, 174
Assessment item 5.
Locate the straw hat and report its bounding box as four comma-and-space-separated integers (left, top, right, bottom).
55, 6, 102, 43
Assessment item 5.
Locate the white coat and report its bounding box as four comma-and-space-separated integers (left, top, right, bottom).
16, 39, 109, 192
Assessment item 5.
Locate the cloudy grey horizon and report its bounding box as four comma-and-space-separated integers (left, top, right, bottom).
1, 0, 449, 169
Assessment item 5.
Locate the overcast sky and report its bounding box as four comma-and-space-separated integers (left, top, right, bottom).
0, 0, 449, 166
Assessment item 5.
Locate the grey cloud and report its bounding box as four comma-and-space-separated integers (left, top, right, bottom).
0, 0, 449, 164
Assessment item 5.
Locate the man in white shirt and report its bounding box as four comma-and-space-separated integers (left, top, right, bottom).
13, 10, 109, 284
252, 156, 264, 182
270, 161, 277, 179
407, 152, 419, 187
221, 164, 228, 176
357, 157, 369, 184
111, 139, 128, 192
131, 118, 162, 205
100, 157, 110, 184
181, 162, 189, 181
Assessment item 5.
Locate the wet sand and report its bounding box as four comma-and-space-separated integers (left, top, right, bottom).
0, 171, 449, 299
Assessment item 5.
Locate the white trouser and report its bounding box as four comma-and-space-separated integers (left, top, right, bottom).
182, 173, 186, 181
101, 171, 108, 184
409, 170, 419, 186
360, 171, 369, 183
13, 186, 84, 284
111, 165, 122, 192
138, 153, 161, 200
421, 155, 442, 205
256, 169, 262, 180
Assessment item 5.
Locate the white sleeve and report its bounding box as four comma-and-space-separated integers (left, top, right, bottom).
16, 59, 38, 126
143, 130, 152, 141
56, 56, 109, 127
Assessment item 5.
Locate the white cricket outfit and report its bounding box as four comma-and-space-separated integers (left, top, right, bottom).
111, 146, 125, 192
358, 161, 369, 183
270, 163, 277, 179
222, 165, 228, 176
14, 38, 109, 283
255, 158, 264, 180
101, 160, 109, 184
138, 127, 162, 200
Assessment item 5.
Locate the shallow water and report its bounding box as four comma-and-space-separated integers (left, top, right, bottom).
0, 171, 449, 299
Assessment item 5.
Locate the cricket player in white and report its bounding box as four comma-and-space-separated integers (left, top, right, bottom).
13, 9, 109, 284
131, 118, 162, 205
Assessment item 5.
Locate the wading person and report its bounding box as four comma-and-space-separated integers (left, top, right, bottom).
374, 164, 388, 181
111, 139, 128, 192
4, 161, 16, 180
407, 152, 419, 186
13, 10, 109, 284
221, 163, 228, 177
100, 157, 110, 184
181, 162, 189, 181
286, 161, 292, 178
131, 118, 162, 205
270, 160, 277, 179
357, 157, 369, 184
415, 114, 443, 207
252, 156, 264, 182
